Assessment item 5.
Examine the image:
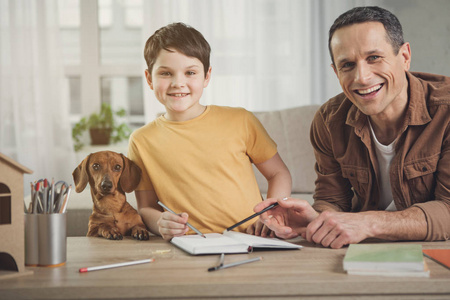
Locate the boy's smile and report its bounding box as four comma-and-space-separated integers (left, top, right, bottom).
168, 93, 189, 97
146, 48, 212, 122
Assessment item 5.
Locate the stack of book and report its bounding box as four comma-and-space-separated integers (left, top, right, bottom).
343, 243, 429, 277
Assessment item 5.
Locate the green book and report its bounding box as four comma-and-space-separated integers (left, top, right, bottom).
343, 244, 428, 276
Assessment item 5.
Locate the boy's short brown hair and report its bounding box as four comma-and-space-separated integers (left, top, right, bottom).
144, 22, 211, 77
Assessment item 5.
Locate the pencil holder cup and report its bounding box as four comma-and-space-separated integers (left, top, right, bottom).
37, 213, 67, 267
24, 213, 39, 266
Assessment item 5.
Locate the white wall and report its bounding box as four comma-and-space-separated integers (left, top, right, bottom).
316, 0, 450, 104
379, 0, 450, 76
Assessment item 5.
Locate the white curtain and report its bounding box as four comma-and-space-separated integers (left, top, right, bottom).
310, 0, 374, 104
143, 0, 315, 121
141, 0, 384, 122
0, 0, 76, 196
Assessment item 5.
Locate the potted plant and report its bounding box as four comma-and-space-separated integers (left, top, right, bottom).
72, 103, 131, 151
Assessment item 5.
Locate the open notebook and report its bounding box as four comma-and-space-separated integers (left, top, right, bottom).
171, 231, 302, 255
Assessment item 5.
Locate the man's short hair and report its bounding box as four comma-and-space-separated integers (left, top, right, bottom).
328, 6, 404, 66
144, 22, 211, 76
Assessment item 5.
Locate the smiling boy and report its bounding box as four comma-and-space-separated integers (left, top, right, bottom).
255, 6, 450, 248
128, 23, 291, 240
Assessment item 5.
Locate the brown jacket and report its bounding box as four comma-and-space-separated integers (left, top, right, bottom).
310, 72, 450, 241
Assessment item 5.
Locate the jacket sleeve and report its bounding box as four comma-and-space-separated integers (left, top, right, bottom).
413, 120, 450, 241
414, 202, 450, 241
309, 108, 354, 212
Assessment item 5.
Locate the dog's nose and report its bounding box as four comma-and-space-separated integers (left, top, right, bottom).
101, 180, 113, 192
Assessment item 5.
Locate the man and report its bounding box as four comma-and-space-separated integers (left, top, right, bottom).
255, 6, 450, 249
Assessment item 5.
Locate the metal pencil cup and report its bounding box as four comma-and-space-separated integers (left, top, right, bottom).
25, 213, 67, 267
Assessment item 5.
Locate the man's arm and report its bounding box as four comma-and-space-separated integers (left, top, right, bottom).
309, 108, 355, 213
305, 206, 427, 249
256, 197, 427, 248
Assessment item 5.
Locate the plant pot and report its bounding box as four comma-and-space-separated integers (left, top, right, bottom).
89, 128, 112, 145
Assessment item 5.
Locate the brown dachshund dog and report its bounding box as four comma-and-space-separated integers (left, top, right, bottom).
72, 151, 149, 240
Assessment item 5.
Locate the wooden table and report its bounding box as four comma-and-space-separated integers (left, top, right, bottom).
1, 237, 449, 299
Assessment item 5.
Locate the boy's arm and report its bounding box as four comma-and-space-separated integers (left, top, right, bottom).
255, 152, 292, 199
249, 153, 292, 236
135, 190, 162, 235
135, 190, 189, 240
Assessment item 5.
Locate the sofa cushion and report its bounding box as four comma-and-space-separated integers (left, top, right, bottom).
252, 105, 320, 195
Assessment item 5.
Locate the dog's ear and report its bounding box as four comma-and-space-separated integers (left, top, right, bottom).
72, 154, 91, 193
119, 154, 142, 193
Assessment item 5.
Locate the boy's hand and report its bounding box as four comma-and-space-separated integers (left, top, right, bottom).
157, 211, 190, 240
255, 197, 319, 239
246, 219, 274, 238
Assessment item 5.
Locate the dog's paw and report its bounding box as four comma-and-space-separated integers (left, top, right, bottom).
101, 227, 123, 240
131, 226, 150, 240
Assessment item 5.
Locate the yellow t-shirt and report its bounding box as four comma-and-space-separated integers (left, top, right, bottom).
128, 105, 277, 233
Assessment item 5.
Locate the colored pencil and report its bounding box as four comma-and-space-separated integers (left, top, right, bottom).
79, 258, 154, 273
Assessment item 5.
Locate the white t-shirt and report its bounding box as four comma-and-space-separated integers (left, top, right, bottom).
368, 120, 397, 211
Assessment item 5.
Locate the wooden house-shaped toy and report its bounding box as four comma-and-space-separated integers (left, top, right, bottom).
0, 152, 33, 279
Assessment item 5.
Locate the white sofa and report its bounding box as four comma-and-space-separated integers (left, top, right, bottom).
252, 105, 320, 202
66, 105, 321, 236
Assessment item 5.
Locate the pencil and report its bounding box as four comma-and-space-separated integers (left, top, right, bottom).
54, 183, 66, 213
49, 178, 55, 214
59, 185, 72, 213
208, 253, 225, 272
43, 179, 48, 214
226, 202, 279, 232
208, 256, 262, 272
79, 258, 154, 273
32, 181, 41, 214
157, 201, 206, 238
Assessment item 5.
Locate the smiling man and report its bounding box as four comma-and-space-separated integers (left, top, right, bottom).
255, 6, 450, 248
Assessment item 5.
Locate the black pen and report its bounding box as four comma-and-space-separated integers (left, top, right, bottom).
226, 201, 280, 232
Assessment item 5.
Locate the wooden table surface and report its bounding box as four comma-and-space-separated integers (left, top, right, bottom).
1, 237, 449, 299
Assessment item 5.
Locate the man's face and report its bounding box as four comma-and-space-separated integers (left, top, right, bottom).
330, 22, 411, 119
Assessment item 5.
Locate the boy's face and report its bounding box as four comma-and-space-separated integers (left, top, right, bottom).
145, 48, 211, 122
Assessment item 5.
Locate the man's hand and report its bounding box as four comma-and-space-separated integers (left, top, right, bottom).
304, 211, 374, 249
254, 197, 319, 239
157, 211, 189, 241
304, 207, 428, 249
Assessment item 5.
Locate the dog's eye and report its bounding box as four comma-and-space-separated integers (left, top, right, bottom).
114, 165, 122, 172
92, 163, 100, 171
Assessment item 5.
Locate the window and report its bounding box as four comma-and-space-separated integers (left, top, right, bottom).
0, 183, 11, 225
59, 0, 145, 130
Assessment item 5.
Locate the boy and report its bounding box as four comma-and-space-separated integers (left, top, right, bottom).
128, 23, 291, 240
